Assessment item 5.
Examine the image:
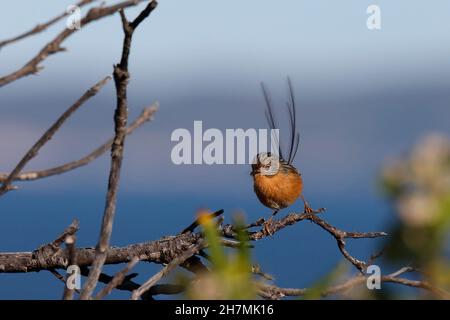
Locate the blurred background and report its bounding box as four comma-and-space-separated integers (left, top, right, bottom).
0, 0, 449, 299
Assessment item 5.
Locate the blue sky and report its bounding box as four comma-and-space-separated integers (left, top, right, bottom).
0, 0, 449, 298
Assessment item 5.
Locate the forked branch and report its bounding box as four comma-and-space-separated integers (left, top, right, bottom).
79, 0, 158, 299
0, 76, 111, 197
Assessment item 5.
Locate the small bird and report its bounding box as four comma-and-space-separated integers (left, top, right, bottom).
251, 78, 314, 229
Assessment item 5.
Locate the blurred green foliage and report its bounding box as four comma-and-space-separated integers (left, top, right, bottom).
184, 211, 257, 299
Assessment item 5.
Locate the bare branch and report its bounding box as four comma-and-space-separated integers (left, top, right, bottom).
0, 0, 97, 49
50, 220, 80, 249
0, 105, 158, 183
258, 267, 450, 300
80, 266, 184, 299
94, 256, 140, 300
2, 213, 446, 300
49, 269, 66, 284
0, 76, 111, 196
48, 269, 82, 296
62, 235, 78, 300
222, 210, 387, 273
0, 0, 151, 87
79, 0, 158, 300
131, 240, 206, 300
0, 210, 381, 276
252, 264, 274, 281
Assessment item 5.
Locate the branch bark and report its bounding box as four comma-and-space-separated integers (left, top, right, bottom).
79, 1, 158, 299
0, 232, 202, 273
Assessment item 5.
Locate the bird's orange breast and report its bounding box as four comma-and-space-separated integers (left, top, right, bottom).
253, 170, 303, 210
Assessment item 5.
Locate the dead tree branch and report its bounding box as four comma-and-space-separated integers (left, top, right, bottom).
94, 256, 140, 300
0, 76, 111, 196
0, 0, 97, 49
131, 240, 206, 300
0, 216, 239, 274
79, 0, 158, 299
222, 211, 387, 274
258, 267, 450, 300
48, 268, 82, 296
0, 0, 151, 87
0, 105, 158, 183
2, 211, 448, 299
62, 235, 78, 300
80, 266, 184, 299
0, 210, 383, 274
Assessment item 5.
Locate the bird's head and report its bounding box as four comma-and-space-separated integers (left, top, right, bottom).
251, 152, 280, 176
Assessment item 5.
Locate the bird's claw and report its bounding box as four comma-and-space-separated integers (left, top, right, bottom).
303, 204, 325, 215
263, 218, 274, 236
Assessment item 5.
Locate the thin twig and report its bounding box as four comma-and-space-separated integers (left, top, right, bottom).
49, 269, 81, 295
79, 1, 158, 300
0, 76, 111, 197
0, 105, 158, 183
0, 0, 150, 87
258, 266, 450, 300
35, 220, 80, 297
80, 266, 184, 299
50, 220, 80, 248
131, 240, 205, 300
62, 235, 78, 300
0, 0, 97, 49
94, 256, 140, 299
32, 219, 80, 271
252, 264, 274, 281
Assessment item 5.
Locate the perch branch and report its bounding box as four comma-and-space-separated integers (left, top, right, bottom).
222, 210, 387, 273
0, 210, 383, 275
2, 213, 445, 299
0, 227, 235, 273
